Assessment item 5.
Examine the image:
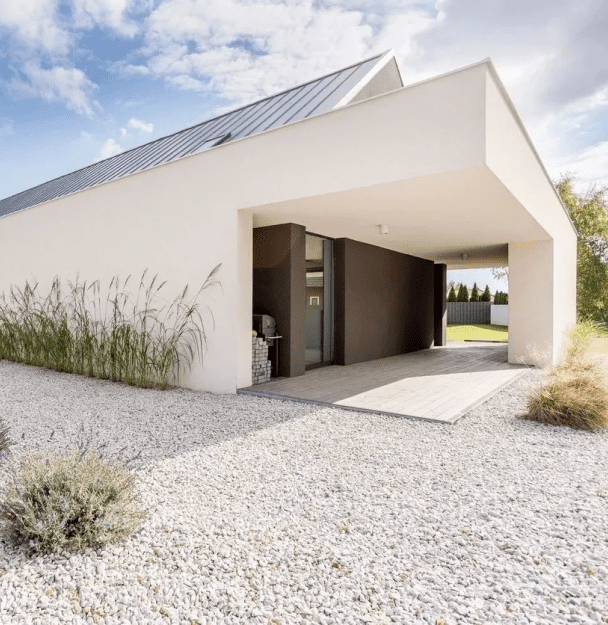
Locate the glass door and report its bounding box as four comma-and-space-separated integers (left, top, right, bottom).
305, 234, 333, 369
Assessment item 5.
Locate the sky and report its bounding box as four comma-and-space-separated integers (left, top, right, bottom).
1, 0, 607, 292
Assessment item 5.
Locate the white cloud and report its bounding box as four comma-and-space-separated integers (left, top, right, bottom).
0, 0, 70, 55
95, 138, 123, 161
10, 62, 98, 116
70, 0, 139, 37
127, 118, 153, 133
113, 63, 151, 76
0, 0, 140, 56
120, 127, 128, 137
137, 0, 424, 105
555, 141, 608, 190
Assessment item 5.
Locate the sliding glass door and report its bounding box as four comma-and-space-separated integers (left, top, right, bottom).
305, 233, 333, 368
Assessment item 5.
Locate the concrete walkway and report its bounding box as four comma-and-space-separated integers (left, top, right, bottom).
239, 342, 528, 423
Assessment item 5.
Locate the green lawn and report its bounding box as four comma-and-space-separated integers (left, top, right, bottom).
447, 324, 508, 342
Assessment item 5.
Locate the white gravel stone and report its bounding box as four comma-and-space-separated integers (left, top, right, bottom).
0, 360, 607, 624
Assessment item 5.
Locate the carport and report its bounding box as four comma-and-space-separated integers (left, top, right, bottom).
245, 57, 577, 382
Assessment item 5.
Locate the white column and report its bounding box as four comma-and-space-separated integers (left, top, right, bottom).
508, 238, 577, 367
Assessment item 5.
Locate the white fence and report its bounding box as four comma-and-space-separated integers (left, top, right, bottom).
491, 304, 509, 326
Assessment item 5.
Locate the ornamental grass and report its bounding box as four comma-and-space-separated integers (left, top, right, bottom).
524, 321, 608, 430
0, 418, 11, 461
0, 266, 220, 389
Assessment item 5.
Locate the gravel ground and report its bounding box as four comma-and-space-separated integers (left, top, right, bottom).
0, 359, 607, 625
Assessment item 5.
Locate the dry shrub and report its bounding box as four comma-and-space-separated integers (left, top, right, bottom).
524, 322, 608, 430
0, 445, 146, 554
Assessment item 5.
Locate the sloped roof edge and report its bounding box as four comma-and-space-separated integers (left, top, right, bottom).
0, 51, 390, 219
331, 49, 402, 109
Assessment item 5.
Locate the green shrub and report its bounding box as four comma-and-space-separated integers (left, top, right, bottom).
494, 291, 509, 305
480, 285, 491, 302
523, 323, 608, 430
0, 265, 220, 389
447, 286, 457, 302
0, 445, 146, 554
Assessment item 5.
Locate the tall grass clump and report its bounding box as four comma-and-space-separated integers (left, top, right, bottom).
0, 265, 220, 389
523, 321, 608, 430
0, 442, 145, 554
0, 418, 11, 461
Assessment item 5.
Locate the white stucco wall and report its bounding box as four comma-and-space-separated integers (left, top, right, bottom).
485, 67, 577, 367
0, 162, 242, 394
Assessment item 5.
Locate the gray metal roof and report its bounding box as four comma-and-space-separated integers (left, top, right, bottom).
0, 52, 387, 218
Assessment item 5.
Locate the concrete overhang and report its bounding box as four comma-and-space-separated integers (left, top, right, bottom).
251, 166, 543, 268
221, 58, 575, 270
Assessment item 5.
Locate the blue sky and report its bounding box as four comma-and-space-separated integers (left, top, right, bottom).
1, 0, 607, 292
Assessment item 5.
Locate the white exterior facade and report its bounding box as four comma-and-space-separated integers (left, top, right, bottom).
0, 57, 577, 392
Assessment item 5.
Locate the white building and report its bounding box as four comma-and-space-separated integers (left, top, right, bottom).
0, 50, 577, 393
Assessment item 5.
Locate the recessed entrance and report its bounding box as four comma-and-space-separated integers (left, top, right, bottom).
305, 233, 334, 369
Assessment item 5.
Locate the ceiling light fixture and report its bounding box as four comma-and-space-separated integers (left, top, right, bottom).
461, 253, 469, 261
379, 224, 389, 235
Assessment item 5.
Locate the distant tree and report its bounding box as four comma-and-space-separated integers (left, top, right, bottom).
480, 285, 491, 302
470, 282, 480, 302
457, 284, 469, 302
556, 174, 608, 319
447, 285, 457, 302
490, 267, 509, 283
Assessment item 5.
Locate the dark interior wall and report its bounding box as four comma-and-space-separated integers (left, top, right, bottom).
434, 264, 447, 347
253, 223, 306, 377
334, 238, 435, 366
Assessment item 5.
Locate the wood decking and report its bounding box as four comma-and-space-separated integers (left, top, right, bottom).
239, 342, 527, 423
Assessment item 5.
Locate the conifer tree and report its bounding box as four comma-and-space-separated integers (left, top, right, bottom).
447, 285, 457, 302
457, 284, 469, 302
470, 282, 480, 302
480, 285, 491, 302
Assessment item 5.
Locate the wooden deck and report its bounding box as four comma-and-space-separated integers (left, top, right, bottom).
238, 342, 527, 423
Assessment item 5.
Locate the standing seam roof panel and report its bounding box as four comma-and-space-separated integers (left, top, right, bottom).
234, 73, 342, 139
0, 52, 384, 218
254, 66, 360, 136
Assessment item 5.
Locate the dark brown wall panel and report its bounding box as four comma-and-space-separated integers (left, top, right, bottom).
253, 223, 306, 377
334, 238, 434, 366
